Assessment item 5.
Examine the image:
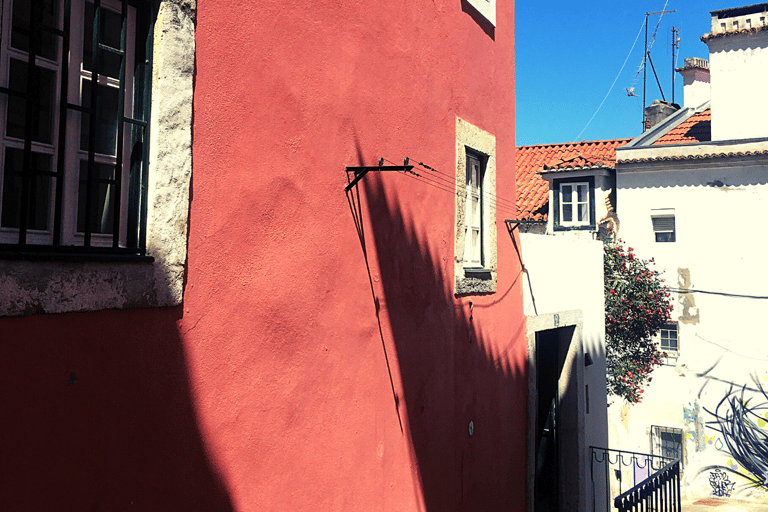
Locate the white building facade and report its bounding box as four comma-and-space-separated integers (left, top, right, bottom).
610, 3, 768, 501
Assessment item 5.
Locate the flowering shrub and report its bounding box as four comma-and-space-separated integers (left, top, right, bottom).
604, 240, 672, 403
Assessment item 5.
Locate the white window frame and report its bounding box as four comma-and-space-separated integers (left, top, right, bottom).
0, 0, 136, 247
463, 150, 484, 268
558, 181, 590, 227
659, 323, 679, 355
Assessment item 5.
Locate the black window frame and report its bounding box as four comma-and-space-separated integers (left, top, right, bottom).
0, 0, 156, 261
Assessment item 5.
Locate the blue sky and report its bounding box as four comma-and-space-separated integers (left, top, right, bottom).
515, 0, 729, 146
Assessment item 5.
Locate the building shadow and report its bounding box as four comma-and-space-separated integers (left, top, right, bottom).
0, 306, 234, 511
352, 173, 527, 511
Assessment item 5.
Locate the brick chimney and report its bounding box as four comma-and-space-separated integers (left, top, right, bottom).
702, 3, 768, 140
644, 100, 680, 130
675, 57, 710, 108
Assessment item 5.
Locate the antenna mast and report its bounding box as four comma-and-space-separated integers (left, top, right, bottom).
671, 26, 680, 105
642, 10, 676, 130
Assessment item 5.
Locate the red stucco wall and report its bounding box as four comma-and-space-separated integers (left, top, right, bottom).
0, 1, 523, 510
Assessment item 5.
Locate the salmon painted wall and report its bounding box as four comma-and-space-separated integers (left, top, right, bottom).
0, 0, 524, 510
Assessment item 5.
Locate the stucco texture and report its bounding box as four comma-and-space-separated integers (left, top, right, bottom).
0, 0, 523, 510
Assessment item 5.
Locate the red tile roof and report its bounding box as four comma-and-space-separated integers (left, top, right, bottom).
515, 139, 631, 221
653, 109, 711, 145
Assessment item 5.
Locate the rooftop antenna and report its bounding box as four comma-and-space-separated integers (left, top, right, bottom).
671, 26, 680, 104
641, 9, 676, 129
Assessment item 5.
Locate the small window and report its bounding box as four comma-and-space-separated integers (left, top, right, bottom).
552, 177, 594, 231
652, 215, 676, 243
651, 426, 684, 465
659, 323, 679, 354
463, 151, 484, 268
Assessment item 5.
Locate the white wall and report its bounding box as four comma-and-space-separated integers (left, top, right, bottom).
613, 156, 768, 500
521, 234, 608, 509
707, 32, 768, 141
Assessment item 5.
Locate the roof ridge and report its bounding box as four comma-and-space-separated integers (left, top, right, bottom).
517, 137, 632, 149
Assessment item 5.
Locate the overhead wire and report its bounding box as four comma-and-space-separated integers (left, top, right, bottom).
575, 16, 646, 141
375, 157, 524, 218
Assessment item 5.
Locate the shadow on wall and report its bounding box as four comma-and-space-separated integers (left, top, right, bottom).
0, 307, 234, 511
351, 173, 527, 511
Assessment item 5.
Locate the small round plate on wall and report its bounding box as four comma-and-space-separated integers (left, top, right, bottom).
468, 420, 474, 437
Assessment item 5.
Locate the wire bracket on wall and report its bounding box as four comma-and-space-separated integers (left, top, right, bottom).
345, 158, 415, 191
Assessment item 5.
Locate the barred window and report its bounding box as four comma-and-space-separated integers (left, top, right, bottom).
0, 0, 152, 256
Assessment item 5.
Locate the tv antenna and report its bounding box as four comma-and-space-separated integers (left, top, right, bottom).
627, 9, 676, 129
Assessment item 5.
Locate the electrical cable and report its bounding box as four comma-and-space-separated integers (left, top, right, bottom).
575, 17, 646, 141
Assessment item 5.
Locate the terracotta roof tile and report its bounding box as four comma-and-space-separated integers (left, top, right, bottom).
653, 109, 711, 145
515, 139, 630, 221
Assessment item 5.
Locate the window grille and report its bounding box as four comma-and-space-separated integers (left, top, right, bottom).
651, 426, 684, 466
0, 0, 153, 256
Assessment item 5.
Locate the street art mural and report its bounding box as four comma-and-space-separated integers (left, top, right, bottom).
700, 379, 768, 495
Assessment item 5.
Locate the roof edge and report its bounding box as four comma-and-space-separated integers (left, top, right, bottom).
621, 101, 711, 149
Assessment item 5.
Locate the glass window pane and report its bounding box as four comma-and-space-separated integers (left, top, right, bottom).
6, 59, 57, 144
577, 184, 588, 202
80, 80, 120, 155
77, 161, 116, 234
472, 229, 480, 261
561, 185, 572, 203
471, 196, 480, 224
562, 204, 572, 222
578, 203, 588, 222
1, 148, 52, 230
11, 0, 59, 61
83, 2, 124, 78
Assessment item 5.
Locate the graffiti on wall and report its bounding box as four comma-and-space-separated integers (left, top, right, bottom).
709, 469, 736, 497
699, 380, 768, 494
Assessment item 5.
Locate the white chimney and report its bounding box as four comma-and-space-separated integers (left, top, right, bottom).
703, 3, 768, 141
676, 57, 710, 109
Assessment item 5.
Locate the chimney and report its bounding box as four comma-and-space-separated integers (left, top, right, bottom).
702, 3, 768, 141
675, 57, 710, 108
644, 100, 681, 129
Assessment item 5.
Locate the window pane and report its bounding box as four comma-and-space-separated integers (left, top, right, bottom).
578, 203, 588, 222
471, 228, 480, 262
83, 2, 124, 78
77, 161, 116, 234
471, 196, 480, 225
577, 184, 588, 202
562, 204, 572, 222
6, 59, 57, 144
655, 231, 675, 243
1, 148, 52, 230
11, 0, 59, 61
561, 185, 572, 203
80, 80, 120, 156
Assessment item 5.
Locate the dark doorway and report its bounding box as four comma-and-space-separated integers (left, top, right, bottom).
534, 326, 577, 512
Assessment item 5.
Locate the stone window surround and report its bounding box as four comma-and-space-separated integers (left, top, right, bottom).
454, 117, 497, 295
465, 0, 496, 27
0, 1, 195, 317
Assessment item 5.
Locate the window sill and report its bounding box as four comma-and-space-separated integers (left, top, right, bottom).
553, 224, 595, 232
464, 267, 492, 279
0, 245, 153, 263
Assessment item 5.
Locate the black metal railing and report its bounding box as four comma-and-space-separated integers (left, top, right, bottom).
590, 447, 676, 512
614, 458, 681, 512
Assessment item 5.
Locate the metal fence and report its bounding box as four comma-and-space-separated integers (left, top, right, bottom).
590, 447, 677, 512
614, 458, 681, 512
